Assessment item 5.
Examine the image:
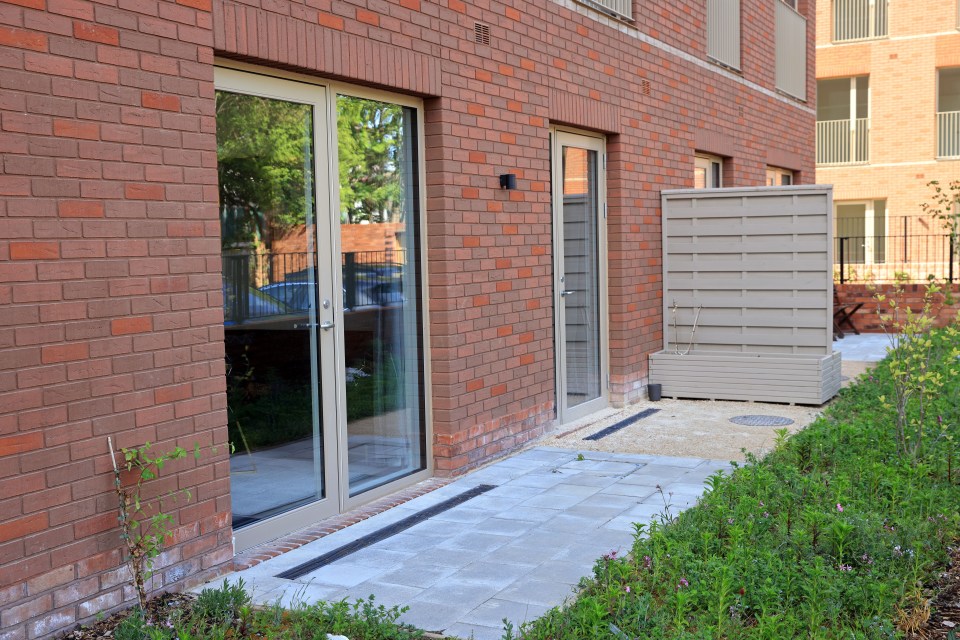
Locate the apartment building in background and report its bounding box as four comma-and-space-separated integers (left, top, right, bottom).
816, 0, 960, 281
1, 0, 815, 636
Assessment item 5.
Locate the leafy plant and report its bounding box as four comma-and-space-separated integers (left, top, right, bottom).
920, 179, 960, 264
874, 275, 958, 460
109, 438, 201, 614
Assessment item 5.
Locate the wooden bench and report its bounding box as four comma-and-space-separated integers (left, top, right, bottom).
833, 289, 863, 340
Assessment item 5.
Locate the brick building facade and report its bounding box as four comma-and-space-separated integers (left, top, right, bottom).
816, 0, 960, 282
1, 0, 815, 636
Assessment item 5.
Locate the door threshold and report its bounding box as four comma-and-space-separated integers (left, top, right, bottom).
232, 476, 450, 571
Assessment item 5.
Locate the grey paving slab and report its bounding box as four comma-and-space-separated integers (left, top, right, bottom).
208, 448, 718, 638
520, 491, 587, 510
483, 484, 544, 500
526, 560, 595, 585
549, 482, 606, 498
450, 561, 533, 589
442, 621, 504, 640
557, 459, 640, 475
598, 482, 659, 498
416, 577, 503, 609
399, 599, 476, 633
465, 494, 529, 512
461, 598, 551, 629
494, 578, 581, 607
574, 492, 643, 510
427, 506, 492, 524
604, 514, 656, 533
493, 505, 564, 523
298, 562, 388, 588
336, 581, 423, 609
489, 539, 565, 567
402, 519, 475, 539
435, 531, 514, 553
471, 517, 538, 537
539, 513, 605, 533
377, 562, 460, 589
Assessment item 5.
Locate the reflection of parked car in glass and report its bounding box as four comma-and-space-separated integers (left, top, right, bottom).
222, 280, 288, 325
258, 279, 403, 311
259, 281, 315, 311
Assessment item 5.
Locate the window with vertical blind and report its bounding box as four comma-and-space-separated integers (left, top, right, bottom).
706, 0, 741, 70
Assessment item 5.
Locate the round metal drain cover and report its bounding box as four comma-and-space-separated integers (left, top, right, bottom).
729, 415, 795, 427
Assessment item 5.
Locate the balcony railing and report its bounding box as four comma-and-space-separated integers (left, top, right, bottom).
816, 118, 869, 165
775, 0, 807, 100
937, 111, 960, 159
833, 0, 888, 42
583, 0, 631, 19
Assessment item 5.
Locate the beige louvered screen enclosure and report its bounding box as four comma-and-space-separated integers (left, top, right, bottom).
649, 186, 841, 404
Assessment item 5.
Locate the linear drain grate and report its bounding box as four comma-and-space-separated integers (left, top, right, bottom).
729, 415, 794, 427
275, 484, 497, 580
583, 408, 661, 441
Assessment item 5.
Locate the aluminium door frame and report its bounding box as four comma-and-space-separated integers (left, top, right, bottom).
550, 127, 610, 426
214, 62, 433, 552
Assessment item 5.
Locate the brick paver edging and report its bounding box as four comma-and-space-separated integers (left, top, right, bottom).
232, 477, 453, 571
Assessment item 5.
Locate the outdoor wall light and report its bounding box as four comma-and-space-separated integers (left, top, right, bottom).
499, 173, 517, 190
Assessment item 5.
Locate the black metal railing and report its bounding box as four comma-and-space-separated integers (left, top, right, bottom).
223, 250, 405, 324
835, 233, 957, 284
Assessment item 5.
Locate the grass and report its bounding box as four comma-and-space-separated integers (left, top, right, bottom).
514, 327, 960, 639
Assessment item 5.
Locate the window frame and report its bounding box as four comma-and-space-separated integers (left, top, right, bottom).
766, 166, 794, 186
695, 154, 723, 189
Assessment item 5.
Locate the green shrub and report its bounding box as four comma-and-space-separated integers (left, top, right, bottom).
515, 327, 960, 639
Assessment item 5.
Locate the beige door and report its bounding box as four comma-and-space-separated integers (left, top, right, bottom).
552, 130, 609, 424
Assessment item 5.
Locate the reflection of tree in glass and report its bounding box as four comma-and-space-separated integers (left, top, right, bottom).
215, 91, 313, 241
338, 96, 406, 224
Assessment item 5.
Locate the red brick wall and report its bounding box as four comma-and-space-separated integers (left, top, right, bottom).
1, 0, 815, 635
0, 0, 231, 636
835, 283, 960, 332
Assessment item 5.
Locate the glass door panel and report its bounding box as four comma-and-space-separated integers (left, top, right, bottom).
560, 145, 602, 411
336, 96, 426, 497
217, 89, 326, 528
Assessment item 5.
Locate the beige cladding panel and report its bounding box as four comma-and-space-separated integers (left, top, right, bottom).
661, 187, 834, 356
653, 186, 839, 405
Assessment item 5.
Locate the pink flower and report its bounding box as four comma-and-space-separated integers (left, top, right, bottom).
836, 503, 844, 512
678, 578, 689, 588
624, 585, 631, 593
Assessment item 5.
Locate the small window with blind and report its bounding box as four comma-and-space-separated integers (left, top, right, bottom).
695, 154, 723, 189
766, 166, 794, 186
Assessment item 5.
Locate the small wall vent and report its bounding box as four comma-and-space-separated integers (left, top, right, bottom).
474, 22, 491, 46
641, 79, 651, 96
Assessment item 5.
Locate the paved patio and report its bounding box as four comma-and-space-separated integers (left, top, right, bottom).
211, 448, 730, 639
204, 334, 889, 639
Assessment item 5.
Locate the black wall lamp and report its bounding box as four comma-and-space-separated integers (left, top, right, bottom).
499, 173, 517, 190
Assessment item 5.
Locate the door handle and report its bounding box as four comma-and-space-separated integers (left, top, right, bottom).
319, 320, 335, 331
560, 290, 577, 297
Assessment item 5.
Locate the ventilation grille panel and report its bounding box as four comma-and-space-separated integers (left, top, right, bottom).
474, 22, 491, 46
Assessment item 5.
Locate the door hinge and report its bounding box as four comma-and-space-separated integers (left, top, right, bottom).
603, 154, 607, 170
603, 202, 607, 219
606, 373, 611, 390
